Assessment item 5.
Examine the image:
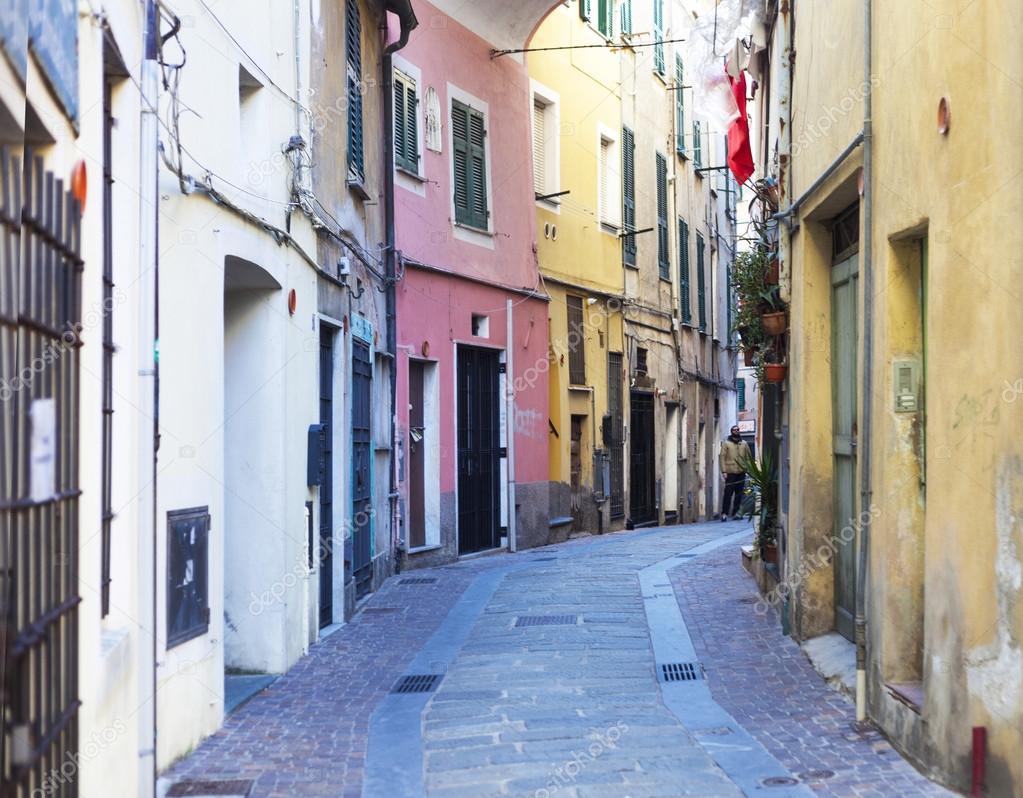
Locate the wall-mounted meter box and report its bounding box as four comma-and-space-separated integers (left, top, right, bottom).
893, 359, 920, 412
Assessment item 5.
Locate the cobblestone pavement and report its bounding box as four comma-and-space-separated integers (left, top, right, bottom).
669, 542, 957, 798
163, 524, 957, 798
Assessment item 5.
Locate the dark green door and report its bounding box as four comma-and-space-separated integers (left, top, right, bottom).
831, 252, 859, 641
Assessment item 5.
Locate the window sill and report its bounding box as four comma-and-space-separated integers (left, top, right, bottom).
624, 261, 639, 271
454, 221, 494, 236
348, 176, 371, 200
658, 275, 672, 284
536, 197, 561, 212
600, 221, 621, 235
396, 165, 425, 182
568, 384, 592, 392
407, 543, 443, 555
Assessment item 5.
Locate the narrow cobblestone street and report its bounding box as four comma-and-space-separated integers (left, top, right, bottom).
162, 523, 954, 798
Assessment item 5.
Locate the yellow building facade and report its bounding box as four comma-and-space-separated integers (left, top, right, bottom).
751, 1, 1023, 793
528, 3, 627, 533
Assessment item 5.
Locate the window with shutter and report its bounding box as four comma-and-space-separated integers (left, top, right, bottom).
533, 100, 546, 195
652, 0, 665, 74
579, 0, 591, 21
692, 119, 702, 169
452, 99, 488, 229
394, 70, 419, 172
567, 295, 586, 385
346, 0, 364, 183
675, 54, 685, 155
597, 0, 614, 37
738, 378, 746, 411
621, 126, 636, 266
678, 218, 691, 323
696, 231, 707, 331
620, 0, 632, 35
656, 152, 669, 279
599, 136, 613, 224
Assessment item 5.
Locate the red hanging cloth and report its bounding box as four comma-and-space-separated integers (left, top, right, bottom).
727, 71, 755, 184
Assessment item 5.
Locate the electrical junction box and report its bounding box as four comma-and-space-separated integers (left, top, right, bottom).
893, 359, 920, 412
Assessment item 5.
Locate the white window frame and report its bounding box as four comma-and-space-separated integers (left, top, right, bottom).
531, 79, 561, 213
596, 123, 620, 233
392, 55, 426, 197
447, 82, 495, 248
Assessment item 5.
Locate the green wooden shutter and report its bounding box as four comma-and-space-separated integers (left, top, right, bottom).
621, 126, 636, 266
656, 152, 668, 279
393, 74, 407, 169
678, 218, 691, 323
675, 54, 685, 155
452, 100, 471, 224
598, 0, 614, 36
406, 82, 418, 168
452, 100, 488, 229
345, 0, 364, 182
738, 378, 746, 411
696, 231, 707, 331
652, 0, 664, 74
620, 0, 632, 34
692, 119, 702, 168
580, 0, 591, 21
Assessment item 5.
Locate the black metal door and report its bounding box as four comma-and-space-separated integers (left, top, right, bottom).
1, 151, 82, 796
318, 327, 334, 627
457, 345, 500, 555
607, 352, 624, 519
407, 360, 426, 549
629, 391, 656, 525
351, 340, 373, 598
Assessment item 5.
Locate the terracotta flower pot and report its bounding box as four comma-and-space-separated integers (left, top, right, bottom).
762, 542, 779, 565
743, 348, 755, 367
765, 258, 780, 285
764, 363, 787, 383
761, 310, 787, 336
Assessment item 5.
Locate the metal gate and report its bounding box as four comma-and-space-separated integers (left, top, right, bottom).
607, 353, 624, 519
629, 390, 656, 525
456, 345, 500, 555
1, 150, 83, 796
351, 340, 373, 598
318, 327, 334, 627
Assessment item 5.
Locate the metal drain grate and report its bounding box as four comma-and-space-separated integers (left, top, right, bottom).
399, 577, 437, 585
762, 776, 800, 787
659, 662, 704, 682
167, 780, 253, 797
391, 673, 443, 694
362, 607, 400, 614
531, 556, 557, 562
515, 614, 578, 627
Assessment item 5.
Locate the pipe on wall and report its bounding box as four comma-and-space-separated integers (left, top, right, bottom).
506, 299, 518, 552
854, 0, 874, 723
137, 1, 160, 795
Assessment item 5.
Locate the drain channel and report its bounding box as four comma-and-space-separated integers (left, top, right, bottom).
391, 673, 443, 694
659, 661, 704, 682
515, 614, 578, 627
399, 577, 438, 585
167, 781, 254, 797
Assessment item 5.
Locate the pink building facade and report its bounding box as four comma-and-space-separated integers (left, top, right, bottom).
390, 0, 552, 564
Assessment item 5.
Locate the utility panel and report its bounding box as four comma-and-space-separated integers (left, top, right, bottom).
893, 359, 920, 412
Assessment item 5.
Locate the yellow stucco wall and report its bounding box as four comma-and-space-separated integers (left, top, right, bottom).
783, 1, 1023, 792
528, 4, 626, 529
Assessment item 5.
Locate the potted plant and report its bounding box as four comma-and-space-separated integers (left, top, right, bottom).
740, 450, 779, 563
765, 255, 780, 285
759, 286, 787, 336
762, 349, 787, 383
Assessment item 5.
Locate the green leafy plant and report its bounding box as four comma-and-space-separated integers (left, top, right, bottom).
731, 248, 771, 350
739, 449, 778, 551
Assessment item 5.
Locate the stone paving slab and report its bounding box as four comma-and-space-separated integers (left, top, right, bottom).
669, 543, 959, 798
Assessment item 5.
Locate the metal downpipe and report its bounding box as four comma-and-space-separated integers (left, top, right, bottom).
855, 0, 874, 723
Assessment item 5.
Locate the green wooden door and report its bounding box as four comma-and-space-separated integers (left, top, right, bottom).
831, 253, 859, 641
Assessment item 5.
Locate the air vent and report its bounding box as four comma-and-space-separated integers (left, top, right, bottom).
515, 615, 577, 627
391, 673, 443, 694
399, 577, 437, 585
659, 662, 704, 682
167, 780, 254, 797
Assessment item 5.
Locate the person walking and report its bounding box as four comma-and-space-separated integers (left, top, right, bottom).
719, 425, 751, 521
